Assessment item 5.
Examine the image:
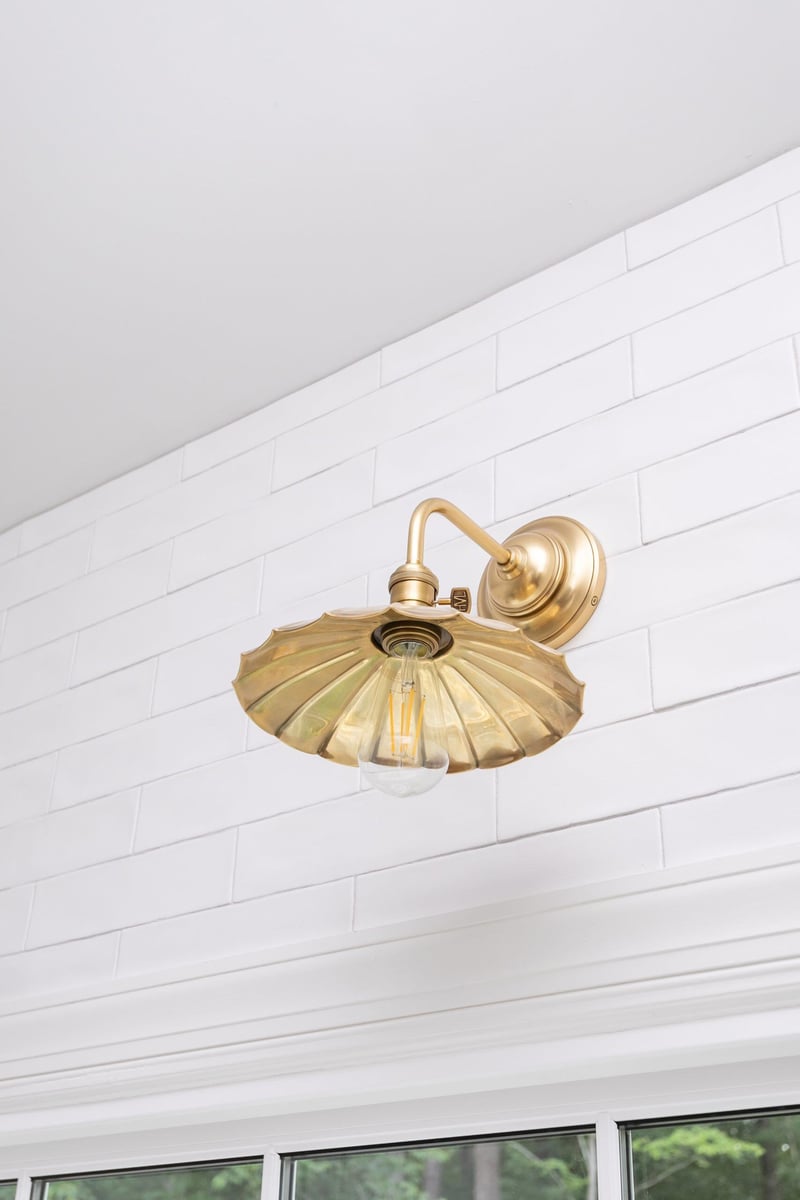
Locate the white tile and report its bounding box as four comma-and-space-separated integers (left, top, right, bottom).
381, 236, 626, 382
152, 577, 367, 714
0, 528, 91, 610
567, 493, 800, 648
355, 810, 661, 929
497, 675, 800, 837
641, 412, 800, 541
117, 880, 353, 976
495, 475, 643, 558
1, 543, 172, 659
498, 210, 782, 386
651, 582, 800, 708
51, 694, 245, 809
182, 354, 381, 477
0, 756, 56, 828
0, 527, 21, 565
627, 149, 800, 266
0, 790, 139, 888
19, 452, 183, 553
135, 742, 357, 851
273, 340, 496, 489
374, 340, 632, 503
26, 832, 237, 947
0, 635, 75, 715
0, 888, 34, 955
72, 559, 262, 684
0, 662, 155, 770
633, 261, 800, 394
245, 721, 278, 752
169, 453, 374, 592
568, 631, 652, 732
496, 341, 799, 519
234, 769, 496, 900
662, 775, 800, 866
0, 934, 119, 1000
778, 191, 800, 263
259, 462, 494, 609
91, 444, 274, 569
152, 614, 266, 715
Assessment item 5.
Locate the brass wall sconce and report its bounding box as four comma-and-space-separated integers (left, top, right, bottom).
234, 499, 605, 797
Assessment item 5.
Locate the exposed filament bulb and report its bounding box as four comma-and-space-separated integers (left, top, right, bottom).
359, 640, 449, 797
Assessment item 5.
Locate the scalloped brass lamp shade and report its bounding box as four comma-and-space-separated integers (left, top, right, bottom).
233, 499, 605, 796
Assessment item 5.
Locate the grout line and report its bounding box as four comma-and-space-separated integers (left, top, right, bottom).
634, 471, 645, 546
503, 260, 790, 400
111, 929, 123, 977
571, 568, 800, 654
791, 335, 800, 397
147, 653, 160, 719
624, 187, 800, 269
494, 766, 800, 845
656, 809, 666, 869
129, 786, 143, 854
9, 832, 800, 1008
383, 198, 800, 388
46, 751, 59, 814
9, 450, 184, 556
21, 883, 36, 951
645, 627, 656, 713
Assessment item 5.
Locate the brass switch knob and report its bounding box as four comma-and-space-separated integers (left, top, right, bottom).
438, 587, 471, 613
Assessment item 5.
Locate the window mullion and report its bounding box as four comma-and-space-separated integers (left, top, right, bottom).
596, 1113, 624, 1200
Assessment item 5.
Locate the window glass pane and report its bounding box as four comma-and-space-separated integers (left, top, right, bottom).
39, 1160, 262, 1200
290, 1132, 597, 1200
0, 1184, 16, 1200
628, 1111, 800, 1200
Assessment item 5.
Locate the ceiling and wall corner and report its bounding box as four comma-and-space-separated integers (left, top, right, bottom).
3, 0, 800, 531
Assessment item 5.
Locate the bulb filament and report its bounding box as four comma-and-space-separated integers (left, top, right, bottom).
389, 683, 425, 759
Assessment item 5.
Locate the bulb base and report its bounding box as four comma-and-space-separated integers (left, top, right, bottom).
373, 619, 452, 658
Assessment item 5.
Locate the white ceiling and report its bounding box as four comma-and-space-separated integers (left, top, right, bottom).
3, 0, 800, 532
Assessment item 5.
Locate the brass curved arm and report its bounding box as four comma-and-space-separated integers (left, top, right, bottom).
406, 498, 512, 566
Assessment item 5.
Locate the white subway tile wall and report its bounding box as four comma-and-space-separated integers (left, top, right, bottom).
0, 154, 798, 998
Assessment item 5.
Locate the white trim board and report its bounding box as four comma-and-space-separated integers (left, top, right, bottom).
0, 851, 798, 1146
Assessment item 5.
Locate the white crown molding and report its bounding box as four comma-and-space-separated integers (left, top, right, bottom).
0, 848, 799, 1150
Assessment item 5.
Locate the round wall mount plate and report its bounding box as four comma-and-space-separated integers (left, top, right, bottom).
476, 516, 605, 647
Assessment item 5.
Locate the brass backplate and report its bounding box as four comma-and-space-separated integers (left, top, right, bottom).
477, 516, 605, 647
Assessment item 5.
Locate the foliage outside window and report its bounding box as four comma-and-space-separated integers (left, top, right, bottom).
628, 1111, 800, 1200
35, 1161, 262, 1200
288, 1132, 597, 1200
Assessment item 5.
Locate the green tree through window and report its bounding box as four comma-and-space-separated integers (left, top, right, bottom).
291, 1133, 596, 1200
41, 1161, 262, 1200
629, 1112, 800, 1200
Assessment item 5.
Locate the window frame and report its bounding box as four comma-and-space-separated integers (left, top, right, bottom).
6, 1096, 800, 1200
